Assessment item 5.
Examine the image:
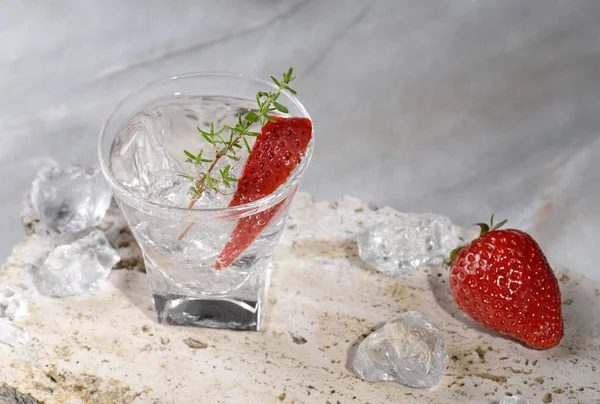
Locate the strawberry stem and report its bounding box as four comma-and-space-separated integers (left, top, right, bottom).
445, 215, 507, 266
492, 219, 507, 231
474, 222, 490, 237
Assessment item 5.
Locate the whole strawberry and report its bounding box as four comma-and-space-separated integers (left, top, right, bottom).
449, 217, 563, 349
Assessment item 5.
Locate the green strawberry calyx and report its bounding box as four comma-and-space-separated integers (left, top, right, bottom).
446, 215, 507, 265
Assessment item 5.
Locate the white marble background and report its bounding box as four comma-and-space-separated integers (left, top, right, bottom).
1, 0, 599, 280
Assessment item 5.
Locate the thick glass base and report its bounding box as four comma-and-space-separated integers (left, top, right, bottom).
153, 293, 261, 330
143, 250, 272, 331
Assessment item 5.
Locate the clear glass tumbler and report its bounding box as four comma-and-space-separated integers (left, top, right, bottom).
98, 73, 313, 330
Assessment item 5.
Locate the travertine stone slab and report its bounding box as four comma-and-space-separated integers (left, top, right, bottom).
1, 193, 599, 403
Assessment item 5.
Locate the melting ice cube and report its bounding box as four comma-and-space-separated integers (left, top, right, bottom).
146, 168, 190, 207
0, 318, 29, 347
353, 311, 448, 388
0, 284, 27, 321
31, 165, 113, 234
35, 230, 120, 297
357, 213, 474, 276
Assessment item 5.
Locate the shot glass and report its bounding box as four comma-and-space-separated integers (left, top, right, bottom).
99, 73, 313, 330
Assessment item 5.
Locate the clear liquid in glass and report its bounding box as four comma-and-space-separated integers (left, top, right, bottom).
108, 96, 291, 330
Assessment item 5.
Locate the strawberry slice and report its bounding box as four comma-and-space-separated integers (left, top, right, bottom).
215, 116, 312, 269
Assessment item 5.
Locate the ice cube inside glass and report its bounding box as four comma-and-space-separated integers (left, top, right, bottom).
99, 73, 313, 330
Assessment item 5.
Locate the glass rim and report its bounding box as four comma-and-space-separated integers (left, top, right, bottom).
98, 71, 313, 218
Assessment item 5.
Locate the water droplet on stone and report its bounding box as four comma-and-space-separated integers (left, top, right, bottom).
499, 396, 529, 404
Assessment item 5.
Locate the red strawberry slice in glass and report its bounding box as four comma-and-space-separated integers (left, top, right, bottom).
215, 116, 313, 269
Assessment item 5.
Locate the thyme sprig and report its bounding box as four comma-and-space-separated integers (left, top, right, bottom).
176, 68, 297, 240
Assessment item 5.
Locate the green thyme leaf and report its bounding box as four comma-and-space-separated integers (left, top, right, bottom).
178, 173, 195, 181
284, 85, 297, 95
242, 137, 251, 153
245, 112, 259, 122
273, 102, 289, 113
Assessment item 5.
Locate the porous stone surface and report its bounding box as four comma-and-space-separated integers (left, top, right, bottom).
1, 193, 599, 403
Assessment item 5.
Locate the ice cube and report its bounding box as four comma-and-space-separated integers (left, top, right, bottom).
35, 230, 120, 297
0, 284, 27, 321
353, 311, 448, 388
109, 97, 252, 208
147, 168, 190, 207
110, 108, 185, 195
31, 164, 113, 234
0, 318, 29, 347
499, 396, 529, 404
357, 213, 470, 276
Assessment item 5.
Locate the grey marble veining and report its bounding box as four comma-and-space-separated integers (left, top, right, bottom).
1, 0, 600, 280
